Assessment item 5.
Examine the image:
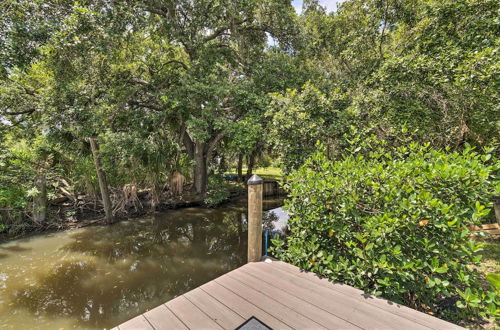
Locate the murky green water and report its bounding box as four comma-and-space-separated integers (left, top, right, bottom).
0, 198, 285, 329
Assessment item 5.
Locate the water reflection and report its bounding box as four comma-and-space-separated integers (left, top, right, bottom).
0, 197, 285, 329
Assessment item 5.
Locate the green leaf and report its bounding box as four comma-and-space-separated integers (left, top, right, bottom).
486, 274, 500, 289
435, 266, 448, 274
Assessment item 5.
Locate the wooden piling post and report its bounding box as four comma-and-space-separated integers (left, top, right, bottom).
248, 174, 263, 263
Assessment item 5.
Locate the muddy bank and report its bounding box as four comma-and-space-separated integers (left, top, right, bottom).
1, 181, 285, 241
0, 184, 240, 239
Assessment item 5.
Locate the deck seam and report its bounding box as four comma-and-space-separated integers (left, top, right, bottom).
267, 262, 430, 323
183, 289, 240, 329
214, 275, 299, 330
224, 270, 327, 330
239, 265, 363, 329
256, 263, 438, 329
199, 284, 287, 329
163, 303, 191, 330
140, 314, 156, 330
199, 285, 247, 319
174, 296, 224, 330
263, 261, 442, 329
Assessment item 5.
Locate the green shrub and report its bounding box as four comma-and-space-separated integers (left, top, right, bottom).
272, 139, 499, 323
204, 175, 231, 207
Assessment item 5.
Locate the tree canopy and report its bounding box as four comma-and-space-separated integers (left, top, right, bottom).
0, 0, 499, 324
0, 0, 498, 227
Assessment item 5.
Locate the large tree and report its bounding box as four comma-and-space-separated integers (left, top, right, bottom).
134, 0, 297, 195
267, 0, 499, 172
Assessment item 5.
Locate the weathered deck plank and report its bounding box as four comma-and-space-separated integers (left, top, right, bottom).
231, 266, 359, 329
215, 273, 326, 329
166, 295, 223, 329
243, 262, 427, 330
265, 259, 463, 330
119, 314, 154, 330
143, 304, 188, 330
184, 287, 245, 329
118, 259, 463, 330
201, 281, 292, 330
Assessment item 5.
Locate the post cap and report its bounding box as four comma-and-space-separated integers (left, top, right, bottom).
247, 174, 263, 185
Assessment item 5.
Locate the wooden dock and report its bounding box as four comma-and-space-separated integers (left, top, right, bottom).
115, 258, 462, 330
471, 223, 500, 236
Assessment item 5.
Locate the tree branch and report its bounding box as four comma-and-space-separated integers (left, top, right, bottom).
206, 128, 227, 162
203, 26, 230, 43
128, 100, 162, 112
160, 59, 188, 71
3, 108, 36, 115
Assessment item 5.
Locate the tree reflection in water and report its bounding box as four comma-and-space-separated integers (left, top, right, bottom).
8, 197, 284, 329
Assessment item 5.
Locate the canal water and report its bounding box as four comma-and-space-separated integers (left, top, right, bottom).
0, 197, 286, 329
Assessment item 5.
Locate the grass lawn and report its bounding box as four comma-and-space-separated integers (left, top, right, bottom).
226, 167, 284, 180
475, 236, 500, 328
478, 237, 500, 275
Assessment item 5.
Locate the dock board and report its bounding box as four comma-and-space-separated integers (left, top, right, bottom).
116, 258, 463, 330
471, 223, 500, 236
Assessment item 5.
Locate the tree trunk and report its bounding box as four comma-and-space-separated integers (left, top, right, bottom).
182, 129, 225, 197
89, 136, 114, 224
193, 142, 208, 196
237, 154, 243, 182
246, 151, 256, 179
33, 173, 47, 224
219, 154, 226, 174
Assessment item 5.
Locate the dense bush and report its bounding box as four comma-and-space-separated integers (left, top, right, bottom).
272, 136, 499, 323
0, 137, 57, 234
204, 175, 231, 207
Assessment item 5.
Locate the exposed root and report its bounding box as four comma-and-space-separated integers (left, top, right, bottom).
111, 184, 143, 216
